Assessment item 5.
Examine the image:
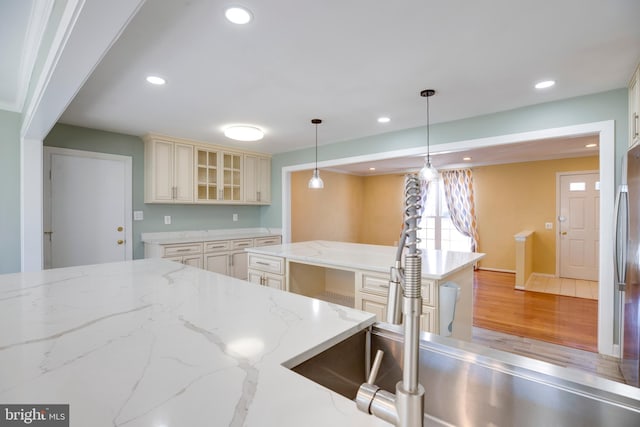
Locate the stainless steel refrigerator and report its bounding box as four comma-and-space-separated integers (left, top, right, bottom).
616, 143, 640, 386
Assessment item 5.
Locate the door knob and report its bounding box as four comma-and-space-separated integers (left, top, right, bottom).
117, 226, 124, 232
117, 239, 125, 245
560, 231, 567, 235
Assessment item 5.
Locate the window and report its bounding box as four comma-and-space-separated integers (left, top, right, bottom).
418, 179, 472, 252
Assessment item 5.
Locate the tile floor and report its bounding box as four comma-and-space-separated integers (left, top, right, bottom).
472, 327, 625, 383
524, 274, 598, 300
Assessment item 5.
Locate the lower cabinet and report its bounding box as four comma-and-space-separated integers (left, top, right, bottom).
247, 253, 285, 290
145, 234, 281, 281
355, 271, 439, 335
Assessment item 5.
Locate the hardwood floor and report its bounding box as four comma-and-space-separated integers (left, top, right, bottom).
473, 269, 598, 352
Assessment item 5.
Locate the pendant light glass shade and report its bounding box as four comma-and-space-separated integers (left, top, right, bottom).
420, 158, 439, 181
308, 119, 324, 189
308, 169, 324, 189
420, 89, 439, 182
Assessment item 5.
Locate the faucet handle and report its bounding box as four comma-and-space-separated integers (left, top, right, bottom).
367, 350, 384, 384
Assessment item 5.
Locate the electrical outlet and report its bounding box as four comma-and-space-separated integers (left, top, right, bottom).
164, 215, 171, 225
233, 213, 238, 222
545, 222, 553, 230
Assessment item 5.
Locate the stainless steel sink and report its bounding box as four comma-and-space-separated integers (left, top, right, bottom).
289, 323, 640, 426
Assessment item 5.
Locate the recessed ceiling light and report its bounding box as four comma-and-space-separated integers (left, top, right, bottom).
585, 143, 597, 148
377, 117, 390, 123
463, 157, 472, 161
224, 125, 264, 141
225, 6, 252, 24
146, 75, 166, 85
369, 167, 376, 171
535, 80, 555, 89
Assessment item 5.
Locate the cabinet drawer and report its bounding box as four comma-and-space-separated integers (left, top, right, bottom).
254, 236, 282, 247
248, 253, 284, 275
232, 239, 254, 250
360, 273, 390, 296
163, 243, 202, 257
205, 240, 231, 252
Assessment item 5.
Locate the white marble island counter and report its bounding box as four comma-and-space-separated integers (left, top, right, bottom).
0, 259, 384, 427
246, 241, 484, 341
245, 240, 483, 280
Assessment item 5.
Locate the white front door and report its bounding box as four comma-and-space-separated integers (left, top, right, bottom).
44, 147, 132, 269
558, 172, 599, 281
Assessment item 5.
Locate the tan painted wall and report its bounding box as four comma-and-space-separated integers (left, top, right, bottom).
291, 171, 404, 245
291, 170, 364, 242
473, 156, 599, 273
360, 174, 405, 245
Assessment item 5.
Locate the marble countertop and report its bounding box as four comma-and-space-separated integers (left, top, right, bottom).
141, 228, 281, 245
0, 259, 386, 427
247, 240, 485, 280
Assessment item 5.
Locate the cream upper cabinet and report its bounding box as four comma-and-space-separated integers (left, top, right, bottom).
630, 64, 640, 147
144, 133, 270, 205
244, 154, 271, 204
196, 148, 243, 203
144, 137, 194, 203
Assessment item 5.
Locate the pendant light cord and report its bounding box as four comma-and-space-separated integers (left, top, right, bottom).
426, 94, 430, 164
315, 123, 318, 171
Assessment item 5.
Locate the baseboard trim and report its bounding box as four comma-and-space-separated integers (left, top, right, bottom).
477, 267, 516, 274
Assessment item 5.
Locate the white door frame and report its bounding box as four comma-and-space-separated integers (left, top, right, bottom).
43, 147, 133, 267
281, 120, 616, 357
555, 170, 600, 280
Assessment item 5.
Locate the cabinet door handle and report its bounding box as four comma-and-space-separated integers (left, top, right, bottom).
257, 191, 261, 202
256, 261, 270, 266
634, 113, 639, 138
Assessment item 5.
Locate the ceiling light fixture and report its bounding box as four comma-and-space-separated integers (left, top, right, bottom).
369, 167, 376, 171
377, 117, 390, 123
585, 143, 598, 148
224, 125, 264, 141
225, 6, 252, 24
463, 157, 472, 161
535, 80, 555, 89
308, 119, 324, 189
419, 89, 439, 181
146, 76, 166, 85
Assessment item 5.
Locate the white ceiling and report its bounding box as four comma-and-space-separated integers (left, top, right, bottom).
3, 1, 640, 168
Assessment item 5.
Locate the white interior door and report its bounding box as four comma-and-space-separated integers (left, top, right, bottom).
558, 172, 599, 280
44, 148, 132, 268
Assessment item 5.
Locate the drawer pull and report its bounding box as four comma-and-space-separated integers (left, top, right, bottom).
255, 261, 271, 266
176, 248, 191, 252
210, 245, 225, 248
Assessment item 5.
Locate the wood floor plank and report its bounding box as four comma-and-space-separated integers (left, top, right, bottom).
473, 270, 598, 352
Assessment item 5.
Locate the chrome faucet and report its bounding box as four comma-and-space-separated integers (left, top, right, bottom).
356, 174, 424, 427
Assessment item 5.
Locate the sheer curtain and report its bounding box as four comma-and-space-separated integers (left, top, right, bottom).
441, 169, 479, 251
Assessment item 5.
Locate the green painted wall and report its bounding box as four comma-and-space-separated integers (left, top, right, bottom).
263, 89, 628, 227
44, 124, 263, 259
0, 110, 22, 273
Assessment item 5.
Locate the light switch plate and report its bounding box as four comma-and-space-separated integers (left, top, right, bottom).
164, 215, 171, 225
545, 222, 553, 230
233, 213, 238, 222
133, 210, 144, 221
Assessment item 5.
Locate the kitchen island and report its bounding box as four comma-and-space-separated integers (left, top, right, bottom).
0, 259, 386, 427
245, 241, 484, 341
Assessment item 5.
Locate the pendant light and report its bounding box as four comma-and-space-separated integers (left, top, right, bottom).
419, 89, 439, 181
308, 119, 324, 189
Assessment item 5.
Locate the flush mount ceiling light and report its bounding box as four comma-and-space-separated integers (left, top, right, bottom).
585, 143, 598, 148
377, 117, 391, 123
308, 119, 324, 189
463, 157, 472, 161
224, 125, 264, 141
146, 75, 166, 85
225, 6, 253, 24
535, 80, 555, 89
419, 89, 439, 181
